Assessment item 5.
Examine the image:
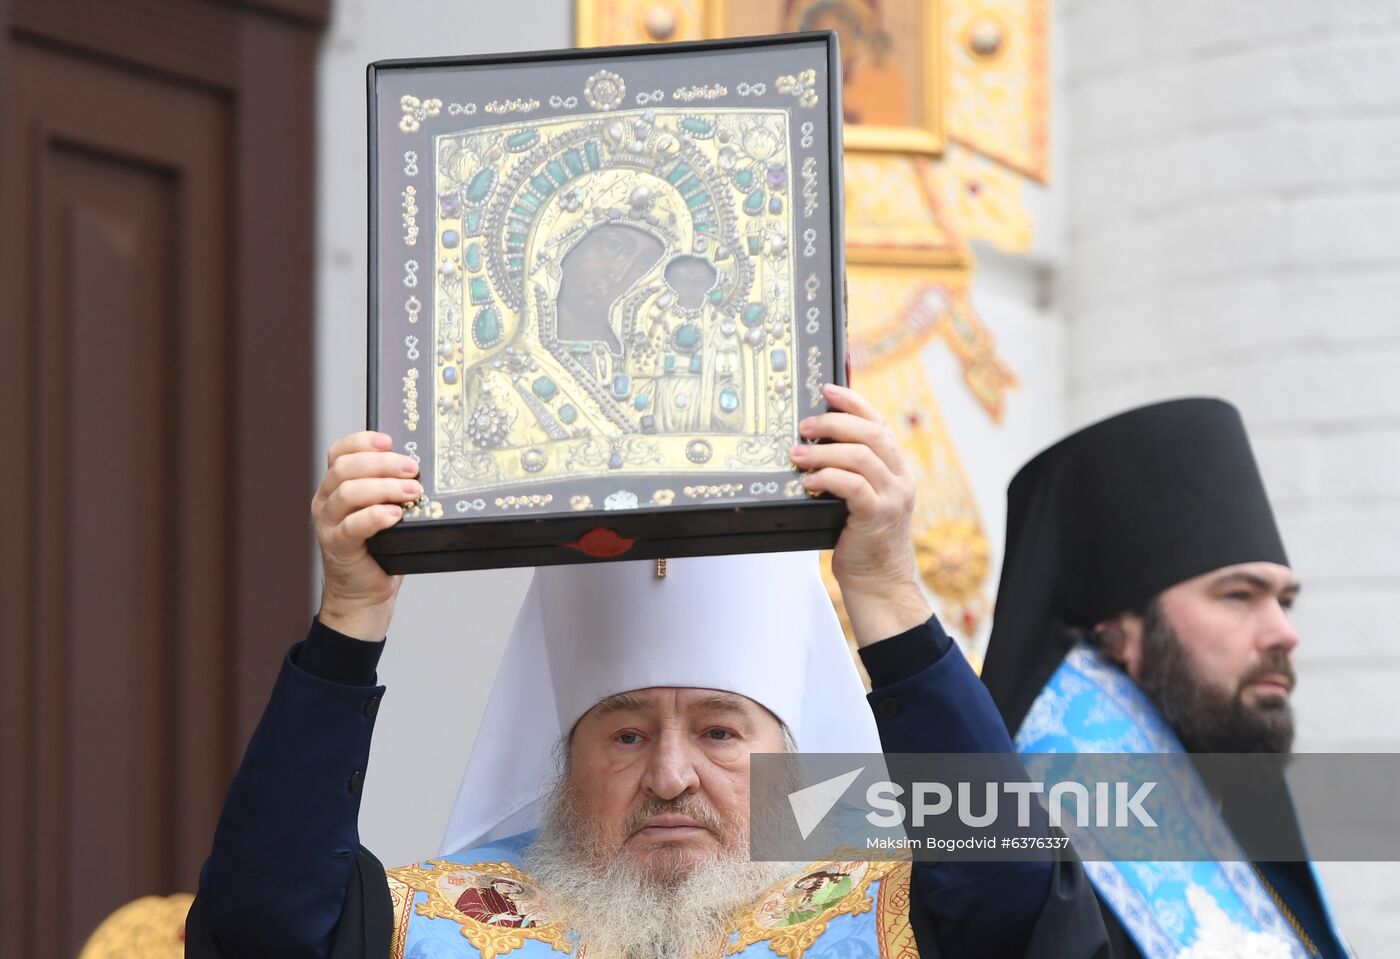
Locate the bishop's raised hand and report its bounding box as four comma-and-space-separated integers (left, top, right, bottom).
311, 430, 416, 641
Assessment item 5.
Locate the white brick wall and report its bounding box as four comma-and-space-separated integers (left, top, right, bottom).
1062, 2, 1400, 949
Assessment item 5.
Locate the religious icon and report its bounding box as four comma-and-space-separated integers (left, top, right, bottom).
723, 0, 944, 153
389, 860, 571, 954
367, 37, 850, 572
453, 875, 545, 928
782, 869, 855, 924
751, 861, 867, 928
787, 0, 914, 127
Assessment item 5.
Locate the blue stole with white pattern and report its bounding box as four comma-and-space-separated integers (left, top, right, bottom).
1015, 643, 1349, 959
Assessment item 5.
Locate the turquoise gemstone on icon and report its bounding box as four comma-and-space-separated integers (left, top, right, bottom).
674, 323, 699, 349
690, 354, 702, 372
742, 303, 765, 327
532, 377, 557, 400
743, 189, 766, 215
734, 169, 754, 189
469, 277, 490, 305
634, 394, 649, 410
708, 287, 724, 304
680, 117, 713, 136
719, 387, 739, 412
747, 235, 763, 255
559, 404, 578, 424
663, 352, 677, 372
612, 374, 632, 397
441, 229, 460, 249
465, 243, 482, 272
466, 169, 495, 204
463, 209, 483, 234
506, 129, 539, 151
473, 308, 502, 347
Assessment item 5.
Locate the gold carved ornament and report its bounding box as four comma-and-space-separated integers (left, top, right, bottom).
78, 893, 195, 959
576, 1, 1050, 645
874, 860, 920, 959
387, 871, 415, 959
841, 267, 1005, 644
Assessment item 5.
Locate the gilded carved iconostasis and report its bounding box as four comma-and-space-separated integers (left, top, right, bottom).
577, 0, 1050, 656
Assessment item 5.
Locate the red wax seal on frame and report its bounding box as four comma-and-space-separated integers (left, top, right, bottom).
565, 528, 636, 558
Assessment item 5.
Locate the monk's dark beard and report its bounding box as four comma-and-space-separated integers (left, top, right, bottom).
522, 776, 795, 959
1135, 599, 1296, 754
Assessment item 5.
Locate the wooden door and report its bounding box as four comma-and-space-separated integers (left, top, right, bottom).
0, 1, 327, 952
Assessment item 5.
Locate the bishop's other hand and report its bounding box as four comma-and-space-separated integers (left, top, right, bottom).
789, 383, 931, 647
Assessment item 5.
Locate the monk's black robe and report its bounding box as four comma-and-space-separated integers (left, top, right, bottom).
186, 616, 1110, 958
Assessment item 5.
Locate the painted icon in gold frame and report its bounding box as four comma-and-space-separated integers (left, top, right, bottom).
577, 0, 945, 155
718, 0, 944, 154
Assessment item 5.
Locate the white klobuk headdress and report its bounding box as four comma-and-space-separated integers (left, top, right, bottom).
440, 551, 882, 855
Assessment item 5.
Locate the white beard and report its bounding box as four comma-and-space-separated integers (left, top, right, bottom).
523, 780, 796, 959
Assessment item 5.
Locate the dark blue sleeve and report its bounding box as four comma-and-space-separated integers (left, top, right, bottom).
195, 620, 386, 958
859, 616, 1056, 958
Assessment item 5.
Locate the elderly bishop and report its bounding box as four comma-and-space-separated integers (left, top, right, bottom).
186, 384, 1109, 958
